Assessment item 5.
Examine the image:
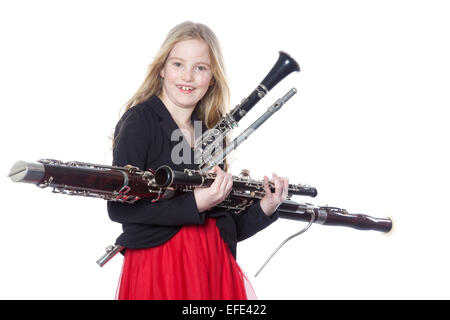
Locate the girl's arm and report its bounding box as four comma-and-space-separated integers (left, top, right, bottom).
233, 201, 279, 242
107, 107, 205, 226
233, 173, 288, 241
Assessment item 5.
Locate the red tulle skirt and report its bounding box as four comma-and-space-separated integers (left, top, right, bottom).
116, 218, 256, 300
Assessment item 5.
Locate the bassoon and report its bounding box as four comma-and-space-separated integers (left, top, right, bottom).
8, 159, 393, 268
8, 159, 393, 234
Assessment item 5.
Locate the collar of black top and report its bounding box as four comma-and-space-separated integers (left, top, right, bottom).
145, 95, 208, 143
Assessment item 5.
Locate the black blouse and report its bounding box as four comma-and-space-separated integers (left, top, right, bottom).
107, 96, 278, 258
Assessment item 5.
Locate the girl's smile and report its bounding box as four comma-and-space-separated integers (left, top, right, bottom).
177, 84, 195, 94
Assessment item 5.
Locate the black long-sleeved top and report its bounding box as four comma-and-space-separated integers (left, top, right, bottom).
107, 96, 278, 258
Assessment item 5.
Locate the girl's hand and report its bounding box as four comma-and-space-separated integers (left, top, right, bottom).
194, 166, 233, 213
259, 173, 289, 216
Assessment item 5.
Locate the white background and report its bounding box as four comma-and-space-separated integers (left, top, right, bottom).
1, 0, 449, 299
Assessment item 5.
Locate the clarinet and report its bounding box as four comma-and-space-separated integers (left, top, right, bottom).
195, 51, 300, 172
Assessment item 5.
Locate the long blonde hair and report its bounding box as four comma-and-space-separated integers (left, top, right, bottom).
122, 21, 230, 128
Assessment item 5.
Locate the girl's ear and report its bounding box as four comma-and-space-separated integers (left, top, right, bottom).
209, 77, 215, 86
160, 69, 165, 79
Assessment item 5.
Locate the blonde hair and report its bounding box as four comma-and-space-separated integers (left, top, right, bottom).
122, 21, 230, 128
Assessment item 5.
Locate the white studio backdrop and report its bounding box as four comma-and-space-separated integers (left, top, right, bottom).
1, 0, 449, 299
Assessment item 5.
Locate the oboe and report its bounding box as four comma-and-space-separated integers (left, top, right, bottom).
153, 165, 318, 198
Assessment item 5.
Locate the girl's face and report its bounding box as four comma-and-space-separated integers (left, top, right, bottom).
160, 38, 214, 111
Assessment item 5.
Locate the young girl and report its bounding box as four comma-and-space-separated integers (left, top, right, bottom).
108, 21, 289, 300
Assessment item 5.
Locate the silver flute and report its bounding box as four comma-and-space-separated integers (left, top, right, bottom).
198, 88, 298, 174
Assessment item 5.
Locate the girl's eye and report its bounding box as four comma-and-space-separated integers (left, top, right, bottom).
196, 65, 207, 71
173, 62, 182, 67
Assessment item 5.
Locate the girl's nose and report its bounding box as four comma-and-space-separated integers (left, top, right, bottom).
182, 68, 194, 82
